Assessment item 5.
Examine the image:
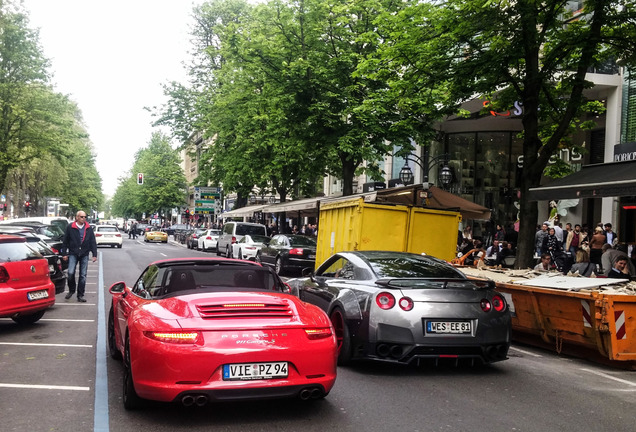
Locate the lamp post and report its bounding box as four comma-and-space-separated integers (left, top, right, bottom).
398, 150, 452, 205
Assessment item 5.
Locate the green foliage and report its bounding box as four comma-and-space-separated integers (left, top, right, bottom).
111, 132, 186, 219
0, 2, 102, 215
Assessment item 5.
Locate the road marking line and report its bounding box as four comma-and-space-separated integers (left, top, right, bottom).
41, 318, 95, 322
580, 368, 636, 386
0, 383, 90, 391
55, 303, 96, 306
94, 251, 109, 432
0, 342, 93, 348
509, 346, 543, 357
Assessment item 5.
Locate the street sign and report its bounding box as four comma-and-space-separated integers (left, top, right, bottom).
194, 186, 221, 215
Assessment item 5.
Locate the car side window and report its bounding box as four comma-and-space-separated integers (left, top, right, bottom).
318, 257, 348, 278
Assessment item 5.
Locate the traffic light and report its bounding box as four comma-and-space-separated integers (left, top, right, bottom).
185, 208, 190, 218
25, 201, 31, 212
137, 173, 144, 185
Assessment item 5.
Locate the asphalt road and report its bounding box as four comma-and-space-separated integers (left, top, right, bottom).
1, 235, 634, 432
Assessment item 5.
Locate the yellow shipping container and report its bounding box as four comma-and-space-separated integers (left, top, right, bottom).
316, 197, 461, 267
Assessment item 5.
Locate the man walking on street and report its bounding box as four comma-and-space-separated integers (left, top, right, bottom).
61, 211, 98, 302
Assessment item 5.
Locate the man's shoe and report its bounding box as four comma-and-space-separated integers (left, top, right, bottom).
65, 292, 74, 300
77, 297, 87, 303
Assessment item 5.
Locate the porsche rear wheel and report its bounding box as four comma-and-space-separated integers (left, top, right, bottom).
238, 248, 243, 260
227, 245, 233, 259
255, 252, 262, 264
108, 304, 122, 360
330, 307, 352, 366
123, 337, 143, 410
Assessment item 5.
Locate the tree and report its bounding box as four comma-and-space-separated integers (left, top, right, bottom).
111, 132, 187, 220
370, 0, 636, 267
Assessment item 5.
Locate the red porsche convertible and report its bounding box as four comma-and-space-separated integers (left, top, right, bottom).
108, 258, 337, 409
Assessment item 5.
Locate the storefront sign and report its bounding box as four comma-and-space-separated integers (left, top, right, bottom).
614, 142, 636, 161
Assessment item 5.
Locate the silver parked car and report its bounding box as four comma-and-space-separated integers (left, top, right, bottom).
286, 251, 511, 366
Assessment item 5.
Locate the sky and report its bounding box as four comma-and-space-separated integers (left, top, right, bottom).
22, 0, 204, 197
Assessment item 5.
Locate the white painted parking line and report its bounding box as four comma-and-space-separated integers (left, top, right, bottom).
509, 346, 543, 357
55, 303, 96, 306
0, 342, 93, 348
0, 383, 90, 391
580, 368, 636, 387
41, 318, 95, 322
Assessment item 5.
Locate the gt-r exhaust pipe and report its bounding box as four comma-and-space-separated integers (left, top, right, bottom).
195, 395, 208, 406
389, 345, 403, 359
181, 395, 195, 406
376, 344, 390, 357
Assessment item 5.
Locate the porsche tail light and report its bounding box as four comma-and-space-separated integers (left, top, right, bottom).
492, 295, 506, 312
0, 267, 9, 284
305, 327, 333, 340
144, 331, 201, 344
398, 297, 414, 311
480, 299, 492, 312
289, 248, 304, 256
95, 233, 102, 237
376, 292, 395, 310
50, 247, 59, 254
115, 234, 121, 237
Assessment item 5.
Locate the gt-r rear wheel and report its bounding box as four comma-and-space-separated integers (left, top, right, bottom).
108, 304, 122, 360
123, 337, 143, 410
330, 307, 352, 366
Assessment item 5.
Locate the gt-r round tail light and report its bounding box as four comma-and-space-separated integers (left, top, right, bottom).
480, 299, 492, 312
398, 297, 414, 311
492, 295, 506, 312
376, 292, 396, 310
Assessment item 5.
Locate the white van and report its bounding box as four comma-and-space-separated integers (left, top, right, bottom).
0, 216, 69, 232
217, 222, 267, 258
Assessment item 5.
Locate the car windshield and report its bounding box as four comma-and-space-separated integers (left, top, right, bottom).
98, 226, 119, 233
366, 253, 465, 280
0, 241, 44, 262
142, 264, 285, 298
248, 235, 270, 243
288, 236, 317, 246
236, 225, 266, 236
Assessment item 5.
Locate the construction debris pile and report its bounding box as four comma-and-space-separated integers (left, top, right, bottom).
458, 266, 636, 295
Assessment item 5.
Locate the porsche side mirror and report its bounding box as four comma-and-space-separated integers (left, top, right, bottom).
109, 281, 126, 294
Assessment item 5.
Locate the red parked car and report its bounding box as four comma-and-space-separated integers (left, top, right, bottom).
0, 234, 56, 324
108, 257, 337, 409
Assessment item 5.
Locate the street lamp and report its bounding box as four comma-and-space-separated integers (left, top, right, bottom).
398, 150, 452, 205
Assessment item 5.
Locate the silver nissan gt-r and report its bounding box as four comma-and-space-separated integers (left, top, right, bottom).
287, 251, 511, 366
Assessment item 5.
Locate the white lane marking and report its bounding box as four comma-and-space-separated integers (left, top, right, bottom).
580, 368, 636, 387
41, 319, 95, 322
509, 346, 543, 357
0, 342, 93, 348
160, 252, 167, 256
54, 303, 96, 306
0, 383, 90, 391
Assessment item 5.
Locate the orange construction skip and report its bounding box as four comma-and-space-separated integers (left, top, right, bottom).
490, 281, 636, 368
